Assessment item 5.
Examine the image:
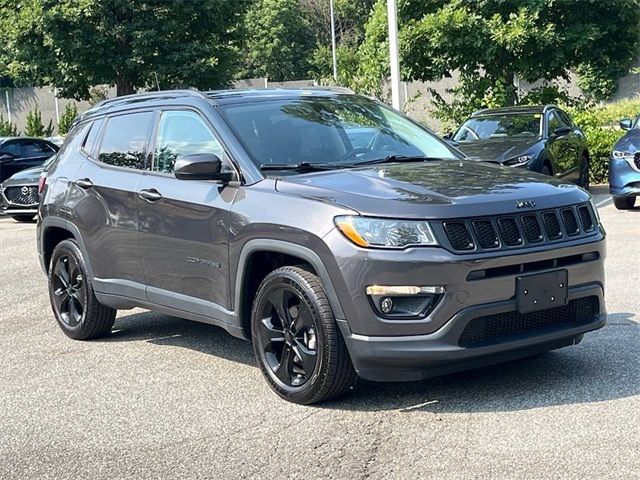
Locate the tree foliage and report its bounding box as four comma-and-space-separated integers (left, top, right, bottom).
25, 105, 53, 137
354, 0, 640, 122
239, 0, 314, 81
58, 103, 78, 136
0, 114, 18, 136
1, 0, 248, 98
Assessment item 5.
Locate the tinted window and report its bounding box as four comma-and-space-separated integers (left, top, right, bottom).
154, 110, 224, 173
547, 111, 564, 135
82, 119, 103, 157
98, 112, 154, 170
0, 142, 22, 157
23, 141, 55, 158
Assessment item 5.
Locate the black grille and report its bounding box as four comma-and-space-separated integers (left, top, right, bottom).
577, 205, 594, 232
443, 222, 474, 250
473, 220, 499, 249
561, 209, 580, 236
635, 152, 640, 170
497, 218, 522, 246
521, 215, 543, 243
3, 186, 39, 206
440, 203, 598, 253
459, 297, 599, 348
542, 212, 562, 239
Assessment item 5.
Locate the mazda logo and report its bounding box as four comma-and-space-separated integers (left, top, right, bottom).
516, 200, 536, 209
21, 186, 29, 195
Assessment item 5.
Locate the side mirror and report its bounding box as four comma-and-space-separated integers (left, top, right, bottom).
619, 119, 633, 130
552, 126, 571, 137
0, 153, 14, 163
174, 153, 234, 182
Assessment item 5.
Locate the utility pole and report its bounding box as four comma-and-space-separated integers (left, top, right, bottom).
330, 0, 338, 81
387, 0, 401, 110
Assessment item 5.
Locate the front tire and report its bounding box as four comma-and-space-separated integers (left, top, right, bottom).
251, 266, 356, 404
48, 239, 116, 340
613, 196, 636, 210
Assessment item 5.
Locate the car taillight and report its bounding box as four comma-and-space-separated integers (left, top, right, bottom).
38, 176, 46, 195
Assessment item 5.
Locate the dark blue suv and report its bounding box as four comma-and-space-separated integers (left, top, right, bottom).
609, 115, 640, 210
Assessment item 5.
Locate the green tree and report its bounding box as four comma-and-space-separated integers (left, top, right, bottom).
240, 0, 314, 81
0, 114, 18, 136
25, 105, 46, 137
58, 103, 78, 136
1, 0, 249, 98
354, 0, 640, 122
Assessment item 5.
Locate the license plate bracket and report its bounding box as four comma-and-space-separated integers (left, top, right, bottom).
516, 270, 568, 314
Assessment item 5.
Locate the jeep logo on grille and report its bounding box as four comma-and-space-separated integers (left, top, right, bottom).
515, 200, 536, 209
21, 186, 30, 196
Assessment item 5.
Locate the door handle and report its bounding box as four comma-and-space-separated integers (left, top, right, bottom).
138, 188, 163, 202
75, 178, 93, 189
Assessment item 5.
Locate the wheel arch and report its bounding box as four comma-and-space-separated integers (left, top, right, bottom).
40, 217, 94, 279
234, 239, 345, 340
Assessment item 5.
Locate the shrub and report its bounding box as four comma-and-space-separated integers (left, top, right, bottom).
25, 105, 46, 137
0, 114, 18, 136
564, 98, 640, 184
58, 103, 78, 135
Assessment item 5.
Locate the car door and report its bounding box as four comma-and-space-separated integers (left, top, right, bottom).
136, 108, 238, 315
546, 110, 578, 180
0, 140, 25, 182
70, 111, 154, 299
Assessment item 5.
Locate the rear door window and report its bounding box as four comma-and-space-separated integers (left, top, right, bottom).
0, 142, 23, 157
22, 141, 55, 159
97, 112, 154, 170
81, 119, 103, 157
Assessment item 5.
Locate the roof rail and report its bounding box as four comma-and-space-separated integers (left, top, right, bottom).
89, 89, 208, 112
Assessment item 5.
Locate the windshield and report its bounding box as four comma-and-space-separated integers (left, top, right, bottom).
453, 113, 542, 142
218, 95, 459, 171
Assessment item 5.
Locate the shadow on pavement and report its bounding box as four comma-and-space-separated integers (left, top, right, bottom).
105, 310, 639, 413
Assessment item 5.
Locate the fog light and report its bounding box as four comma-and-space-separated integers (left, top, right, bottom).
380, 297, 393, 314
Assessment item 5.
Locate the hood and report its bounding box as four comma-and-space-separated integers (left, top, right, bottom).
275, 160, 588, 219
613, 128, 640, 153
2, 164, 45, 186
454, 137, 539, 163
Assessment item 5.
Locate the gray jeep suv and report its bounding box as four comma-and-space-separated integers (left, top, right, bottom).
38, 89, 606, 404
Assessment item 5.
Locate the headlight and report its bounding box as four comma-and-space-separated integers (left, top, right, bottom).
504, 155, 532, 167
612, 150, 634, 159
335, 216, 438, 248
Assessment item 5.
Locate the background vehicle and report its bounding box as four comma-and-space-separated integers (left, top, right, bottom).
0, 155, 55, 222
609, 114, 640, 210
38, 89, 606, 405
0, 137, 59, 183
448, 106, 590, 189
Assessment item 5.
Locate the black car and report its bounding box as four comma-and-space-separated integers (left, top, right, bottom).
37, 89, 605, 404
449, 106, 590, 189
609, 114, 640, 210
0, 137, 59, 183
0, 156, 54, 221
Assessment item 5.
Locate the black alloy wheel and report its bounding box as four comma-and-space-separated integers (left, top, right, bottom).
251, 266, 357, 404
48, 239, 116, 340
51, 253, 86, 328
257, 285, 318, 388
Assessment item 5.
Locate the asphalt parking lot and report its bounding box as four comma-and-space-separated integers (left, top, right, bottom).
0, 189, 638, 479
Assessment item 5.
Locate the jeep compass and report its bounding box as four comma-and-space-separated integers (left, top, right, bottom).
38, 89, 606, 404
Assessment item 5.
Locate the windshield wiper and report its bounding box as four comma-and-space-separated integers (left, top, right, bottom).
351, 155, 438, 166
260, 162, 345, 172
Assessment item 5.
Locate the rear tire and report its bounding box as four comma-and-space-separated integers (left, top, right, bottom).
578, 153, 590, 190
613, 196, 636, 210
11, 215, 35, 222
48, 239, 116, 340
251, 266, 357, 404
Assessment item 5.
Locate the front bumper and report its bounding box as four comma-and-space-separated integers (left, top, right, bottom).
0, 206, 38, 216
609, 157, 640, 197
338, 283, 605, 382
